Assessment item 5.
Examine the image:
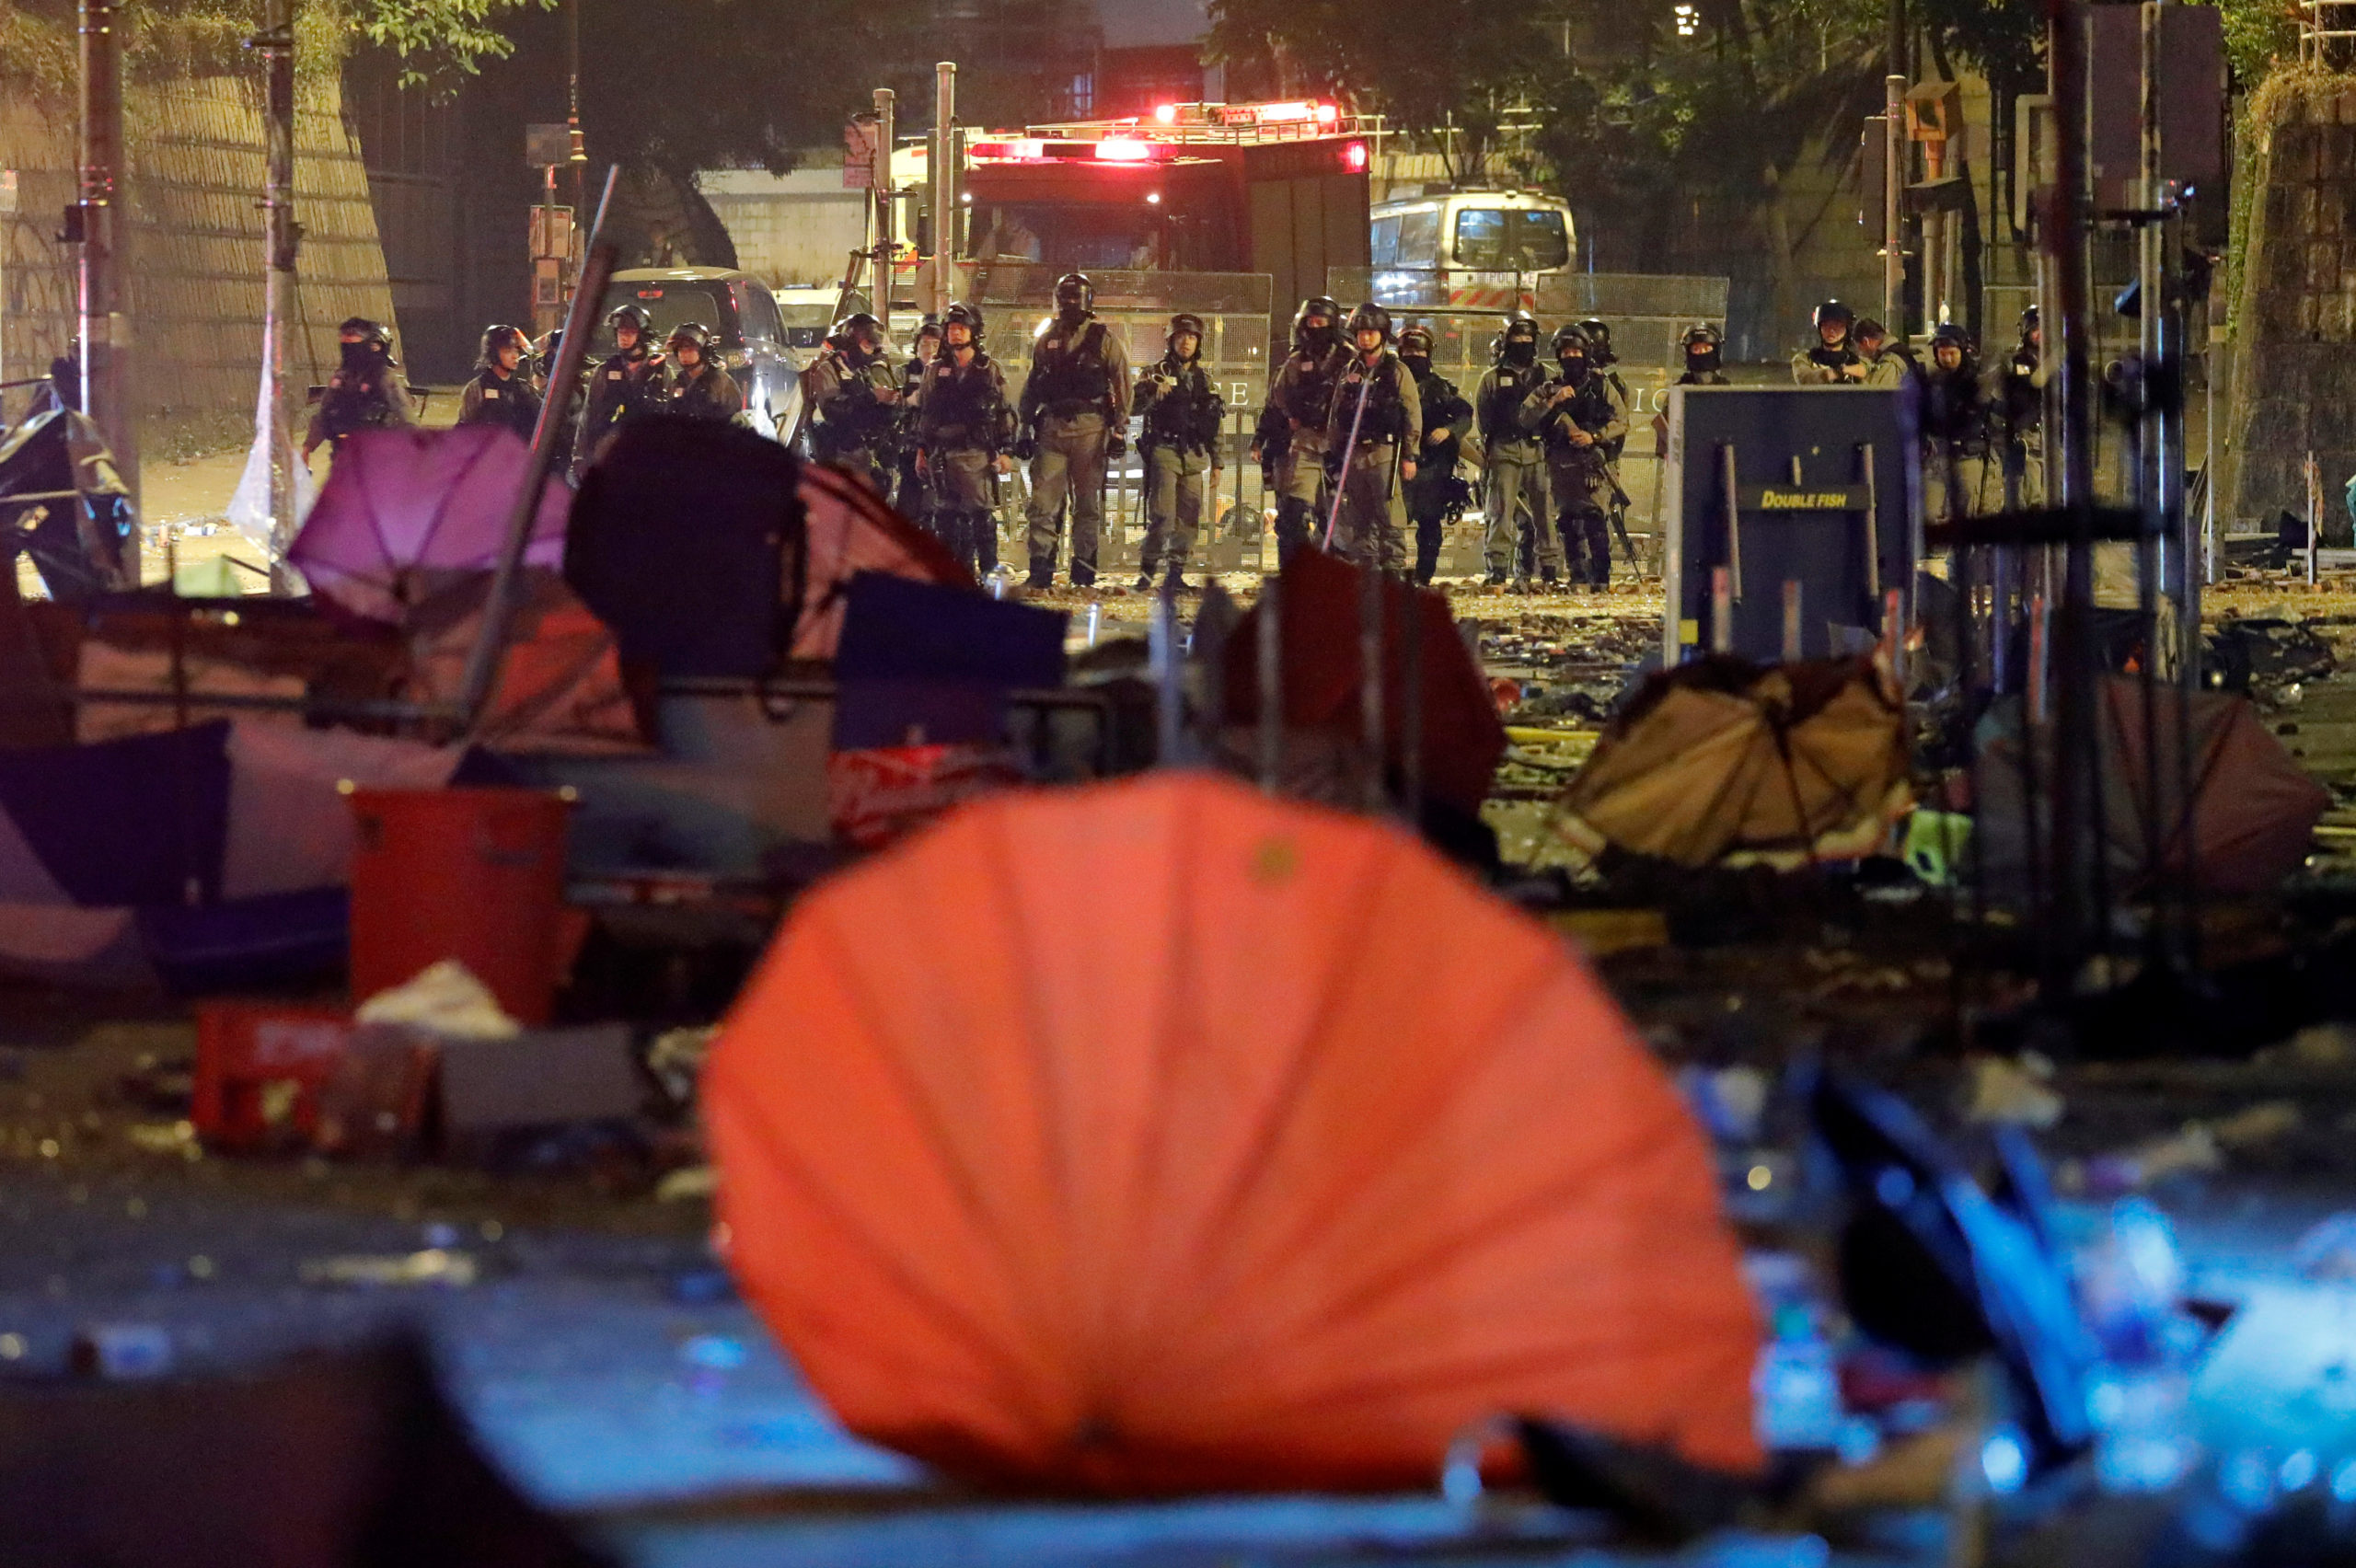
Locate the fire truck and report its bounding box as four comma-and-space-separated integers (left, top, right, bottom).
953, 100, 1374, 340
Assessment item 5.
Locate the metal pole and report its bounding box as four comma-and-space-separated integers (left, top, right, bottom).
78, 0, 136, 573
931, 62, 956, 317
1884, 75, 1906, 335
872, 87, 895, 338
256, 0, 297, 571
567, 0, 586, 298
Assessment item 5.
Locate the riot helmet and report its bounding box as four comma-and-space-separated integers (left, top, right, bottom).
1345, 301, 1392, 350
1929, 320, 1974, 372
942, 300, 985, 350
667, 321, 712, 363
1812, 299, 1854, 347
833, 311, 884, 355
1167, 311, 1206, 360
1397, 324, 1436, 366
1498, 312, 1540, 367
338, 317, 392, 375
1292, 294, 1342, 354
1054, 272, 1095, 319
1681, 320, 1724, 371
1576, 317, 1616, 364
479, 323, 529, 371
911, 314, 942, 355
2019, 304, 2041, 348
606, 304, 649, 354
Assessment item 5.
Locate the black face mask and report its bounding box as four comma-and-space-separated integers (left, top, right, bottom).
1402, 353, 1431, 377
1559, 354, 1588, 382
341, 341, 376, 374
1504, 339, 1537, 366
1686, 350, 1719, 373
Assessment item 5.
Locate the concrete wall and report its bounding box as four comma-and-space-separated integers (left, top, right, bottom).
0, 75, 397, 451
701, 166, 870, 290
2228, 79, 2356, 534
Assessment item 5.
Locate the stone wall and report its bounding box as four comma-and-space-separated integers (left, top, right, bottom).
0, 74, 397, 452
2228, 77, 2356, 534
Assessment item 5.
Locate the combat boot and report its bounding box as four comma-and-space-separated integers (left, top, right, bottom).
1025, 558, 1055, 592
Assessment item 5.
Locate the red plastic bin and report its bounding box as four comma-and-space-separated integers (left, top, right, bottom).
192, 1000, 355, 1150
347, 788, 572, 1026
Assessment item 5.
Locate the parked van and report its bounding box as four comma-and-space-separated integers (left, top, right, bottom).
1369, 190, 1578, 304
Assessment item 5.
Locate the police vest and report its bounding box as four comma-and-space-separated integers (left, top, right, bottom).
1332, 354, 1408, 445
1142, 359, 1221, 452
921, 355, 1005, 447
1480, 363, 1543, 444
1029, 319, 1114, 416
1537, 372, 1615, 448
320, 369, 401, 440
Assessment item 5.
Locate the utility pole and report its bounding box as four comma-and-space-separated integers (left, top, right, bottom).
873, 86, 895, 337
1885, 0, 1907, 340
931, 61, 957, 317
567, 0, 586, 295
255, 0, 297, 569
77, 0, 137, 573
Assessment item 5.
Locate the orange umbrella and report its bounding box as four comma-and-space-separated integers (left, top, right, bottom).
707, 773, 1761, 1495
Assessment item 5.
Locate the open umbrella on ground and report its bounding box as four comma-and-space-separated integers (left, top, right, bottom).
792, 458, 968, 660
0, 407, 134, 599
708, 772, 1760, 1494
1973, 674, 2329, 900
1554, 656, 1909, 868
287, 425, 572, 623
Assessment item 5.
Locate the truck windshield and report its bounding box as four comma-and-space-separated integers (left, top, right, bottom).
1451, 208, 1570, 271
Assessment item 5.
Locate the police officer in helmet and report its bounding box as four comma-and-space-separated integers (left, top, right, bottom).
304, 317, 415, 459
665, 322, 747, 421
457, 324, 543, 443
803, 311, 900, 490
915, 301, 1014, 577
1475, 312, 1553, 589
1397, 324, 1472, 585
1519, 322, 1626, 590
573, 304, 665, 478
1323, 302, 1421, 574
1254, 294, 1345, 569
1678, 322, 1728, 386
894, 315, 944, 519
1792, 300, 1865, 384
1015, 272, 1131, 588
1132, 310, 1226, 592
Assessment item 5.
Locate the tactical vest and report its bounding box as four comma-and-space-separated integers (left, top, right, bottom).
822, 352, 896, 444
1538, 371, 1615, 451
1331, 353, 1408, 445
319, 369, 402, 441
1142, 358, 1221, 453
920, 354, 1006, 449
1479, 363, 1543, 446
1277, 349, 1340, 429
1029, 318, 1114, 417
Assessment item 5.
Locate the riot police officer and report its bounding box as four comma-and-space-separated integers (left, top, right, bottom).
1577, 317, 1638, 573
895, 316, 943, 519
1254, 295, 1344, 569
303, 317, 414, 458
1792, 300, 1865, 384
1397, 324, 1471, 585
1475, 313, 1553, 588
1853, 318, 1913, 388
914, 301, 1014, 578
804, 311, 900, 489
1132, 310, 1225, 592
1677, 322, 1729, 386
1920, 322, 1987, 522
457, 324, 543, 443
665, 323, 746, 421
574, 304, 665, 478
1016, 272, 1130, 589
1323, 303, 1421, 574
1992, 305, 2044, 507
1520, 323, 1626, 590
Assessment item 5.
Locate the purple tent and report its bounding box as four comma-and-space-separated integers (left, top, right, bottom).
286, 425, 572, 623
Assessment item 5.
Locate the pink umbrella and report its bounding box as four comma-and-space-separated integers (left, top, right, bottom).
286, 426, 572, 623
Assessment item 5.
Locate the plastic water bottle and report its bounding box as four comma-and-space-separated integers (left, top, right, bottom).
1754, 1304, 1844, 1452
986, 563, 1016, 600
2078, 1198, 2202, 1492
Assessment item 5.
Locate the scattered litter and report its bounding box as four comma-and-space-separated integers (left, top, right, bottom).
1963, 1055, 2064, 1129
353, 959, 519, 1039
298, 1249, 479, 1288
655, 1165, 718, 1202
70, 1322, 173, 1379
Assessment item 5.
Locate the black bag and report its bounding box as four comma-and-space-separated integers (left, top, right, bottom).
565, 417, 807, 677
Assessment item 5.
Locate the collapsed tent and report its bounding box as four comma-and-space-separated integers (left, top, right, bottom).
794, 459, 968, 659
1555, 656, 1910, 868
1217, 546, 1507, 818
0, 720, 460, 988
708, 772, 1760, 1493
0, 408, 134, 599
286, 424, 572, 623
1973, 674, 2329, 899
401, 571, 645, 755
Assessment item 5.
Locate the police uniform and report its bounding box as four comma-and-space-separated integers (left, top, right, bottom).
1475, 357, 1553, 582
1257, 346, 1341, 566
1919, 348, 1988, 524
1133, 349, 1225, 586
1792, 340, 1864, 385
1992, 337, 2045, 508
304, 354, 415, 454
915, 348, 1013, 577
670, 359, 746, 421
1401, 354, 1471, 584
457, 363, 542, 443
804, 343, 899, 487
1324, 346, 1420, 573
575, 346, 664, 478
1019, 314, 1130, 585
894, 342, 939, 519
1519, 364, 1627, 589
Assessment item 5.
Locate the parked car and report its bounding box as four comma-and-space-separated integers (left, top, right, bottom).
591, 267, 802, 442
772, 286, 873, 352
